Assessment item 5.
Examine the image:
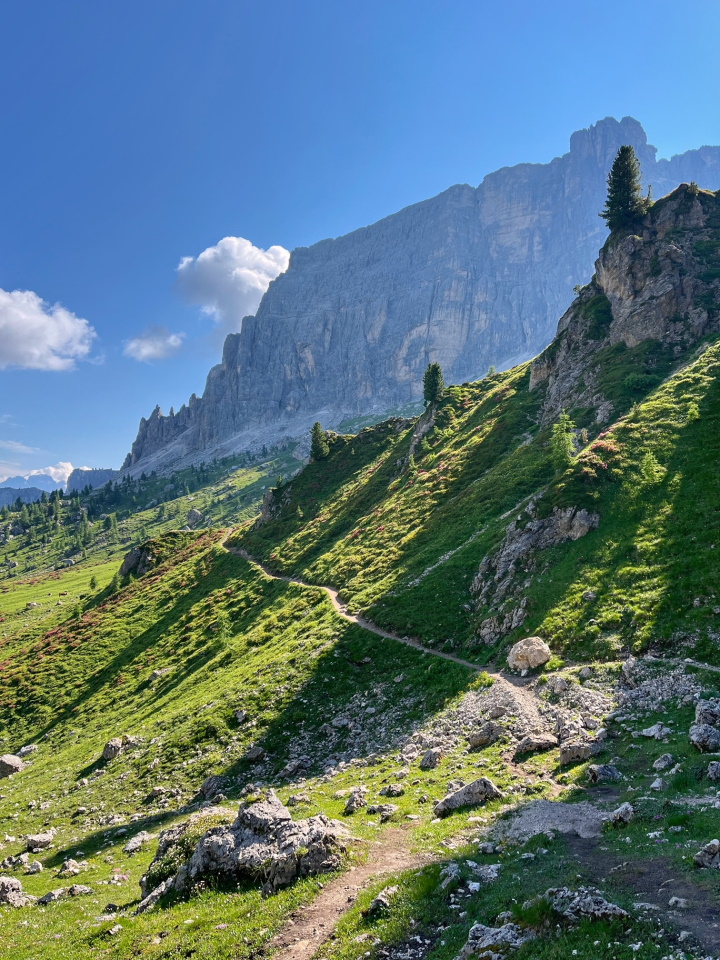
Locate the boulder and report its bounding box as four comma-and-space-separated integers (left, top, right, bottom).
559, 739, 603, 765
199, 775, 229, 800
513, 733, 559, 759
586, 764, 622, 783
139, 790, 350, 906
690, 723, 720, 753
694, 839, 720, 869
707, 761, 720, 781
102, 738, 124, 761
25, 830, 55, 852
468, 722, 503, 749
433, 778, 503, 818
696, 699, 720, 727
545, 886, 628, 921
454, 921, 533, 959
343, 788, 367, 815
507, 637, 551, 673
653, 753, 674, 771
419, 747, 443, 770
17, 745, 38, 758
0, 875, 35, 908
119, 545, 156, 578
186, 508, 204, 528
611, 802, 634, 826
0, 755, 25, 778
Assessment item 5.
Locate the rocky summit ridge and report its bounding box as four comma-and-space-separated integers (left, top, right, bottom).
122, 117, 720, 477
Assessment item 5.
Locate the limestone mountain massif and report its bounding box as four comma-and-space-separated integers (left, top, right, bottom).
123, 117, 720, 476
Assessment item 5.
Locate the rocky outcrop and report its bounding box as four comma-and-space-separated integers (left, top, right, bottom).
139, 791, 350, 907
472, 506, 599, 643
123, 119, 720, 477
119, 545, 156, 579
531, 184, 720, 423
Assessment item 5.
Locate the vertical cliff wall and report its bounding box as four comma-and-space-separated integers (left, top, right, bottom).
123, 117, 720, 475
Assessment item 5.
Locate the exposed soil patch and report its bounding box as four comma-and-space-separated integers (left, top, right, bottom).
565, 834, 720, 955
267, 827, 434, 960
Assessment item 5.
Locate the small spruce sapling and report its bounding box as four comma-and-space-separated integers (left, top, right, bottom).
310, 422, 330, 461
550, 411, 577, 470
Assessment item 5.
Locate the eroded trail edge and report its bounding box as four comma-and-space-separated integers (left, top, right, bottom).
269, 828, 434, 960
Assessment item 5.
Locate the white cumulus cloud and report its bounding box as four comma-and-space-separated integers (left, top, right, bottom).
123, 326, 185, 363
176, 236, 290, 332
0, 288, 96, 371
28, 461, 76, 484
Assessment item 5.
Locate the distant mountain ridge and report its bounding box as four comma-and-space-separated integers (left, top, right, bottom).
123, 117, 720, 477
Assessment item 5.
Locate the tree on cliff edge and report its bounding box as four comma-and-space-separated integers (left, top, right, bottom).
600, 145, 647, 232
310, 422, 330, 461
423, 362, 445, 406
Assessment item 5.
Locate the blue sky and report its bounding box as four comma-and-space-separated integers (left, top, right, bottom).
1, 0, 719, 482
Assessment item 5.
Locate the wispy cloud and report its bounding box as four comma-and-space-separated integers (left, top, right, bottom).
123, 326, 185, 363
0, 288, 97, 371
0, 439, 41, 454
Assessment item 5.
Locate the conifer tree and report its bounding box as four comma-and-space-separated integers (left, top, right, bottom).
550, 410, 577, 470
310, 421, 330, 461
423, 362, 445, 405
600, 145, 647, 232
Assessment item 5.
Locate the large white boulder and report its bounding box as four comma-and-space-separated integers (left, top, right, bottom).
507, 636, 551, 673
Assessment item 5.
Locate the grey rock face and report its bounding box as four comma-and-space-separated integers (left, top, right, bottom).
66, 468, 119, 493
123, 118, 720, 477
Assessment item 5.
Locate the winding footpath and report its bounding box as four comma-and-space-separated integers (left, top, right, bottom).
222, 537, 488, 674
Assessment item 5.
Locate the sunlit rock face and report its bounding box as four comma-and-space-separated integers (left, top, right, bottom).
123, 117, 720, 475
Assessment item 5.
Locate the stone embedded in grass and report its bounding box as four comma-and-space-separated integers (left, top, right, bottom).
653, 753, 674, 771
694, 839, 720, 869
454, 921, 533, 959
25, 829, 55, 852
611, 802, 635, 825
123, 831, 154, 855
467, 721, 503, 749
544, 885, 628, 922
558, 738, 603, 765
0, 755, 25, 778
363, 884, 398, 917
641, 723, 671, 740
343, 787, 367, 814
419, 747, 443, 770
513, 733, 559, 759
366, 803, 398, 822
507, 637, 551, 674
707, 761, 720, 781
0, 875, 36, 908
102, 738, 124, 761
586, 763, 622, 783
433, 777, 503, 817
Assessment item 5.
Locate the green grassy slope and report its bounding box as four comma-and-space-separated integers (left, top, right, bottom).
234, 338, 720, 665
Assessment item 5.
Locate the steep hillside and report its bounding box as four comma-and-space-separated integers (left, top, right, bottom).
2, 186, 720, 960
236, 185, 720, 664
123, 118, 720, 476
